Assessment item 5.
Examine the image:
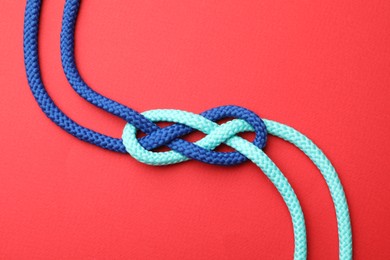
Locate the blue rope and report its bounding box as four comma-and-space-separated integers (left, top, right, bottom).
23, 0, 352, 259
24, 0, 267, 166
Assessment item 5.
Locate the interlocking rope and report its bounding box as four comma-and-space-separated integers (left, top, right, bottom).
23, 0, 352, 259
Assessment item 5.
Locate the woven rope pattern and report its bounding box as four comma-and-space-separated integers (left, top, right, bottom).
23, 0, 352, 259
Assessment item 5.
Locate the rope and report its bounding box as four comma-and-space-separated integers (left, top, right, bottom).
59, 0, 269, 166
123, 110, 352, 259
23, 0, 352, 259
124, 109, 307, 259
25, 0, 267, 166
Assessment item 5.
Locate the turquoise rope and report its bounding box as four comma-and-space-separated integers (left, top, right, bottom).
122, 109, 352, 259
266, 121, 352, 259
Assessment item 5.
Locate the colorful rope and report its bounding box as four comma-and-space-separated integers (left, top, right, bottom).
23, 0, 352, 259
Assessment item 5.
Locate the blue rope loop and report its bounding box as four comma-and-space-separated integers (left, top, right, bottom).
24, 0, 267, 165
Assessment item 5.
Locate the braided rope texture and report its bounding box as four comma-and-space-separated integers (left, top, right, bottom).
25, 0, 268, 166
123, 110, 352, 259
266, 119, 353, 259
23, 0, 352, 259
59, 0, 269, 166
124, 109, 307, 259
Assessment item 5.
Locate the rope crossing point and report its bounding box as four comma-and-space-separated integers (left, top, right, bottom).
23, 0, 352, 259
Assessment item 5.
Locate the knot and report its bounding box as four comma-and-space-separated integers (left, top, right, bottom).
122, 108, 266, 165
133, 105, 268, 165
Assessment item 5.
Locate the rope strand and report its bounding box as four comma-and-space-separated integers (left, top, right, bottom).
23, 0, 352, 258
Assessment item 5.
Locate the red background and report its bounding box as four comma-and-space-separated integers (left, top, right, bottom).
1, 0, 390, 259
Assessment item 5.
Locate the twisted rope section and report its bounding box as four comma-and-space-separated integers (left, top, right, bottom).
123, 109, 352, 260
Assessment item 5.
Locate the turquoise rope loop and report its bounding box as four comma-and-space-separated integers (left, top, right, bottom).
122, 109, 352, 260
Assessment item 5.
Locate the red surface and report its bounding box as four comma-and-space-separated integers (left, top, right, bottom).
1, 0, 390, 259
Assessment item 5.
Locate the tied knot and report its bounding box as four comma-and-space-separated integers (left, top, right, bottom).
122, 107, 267, 166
